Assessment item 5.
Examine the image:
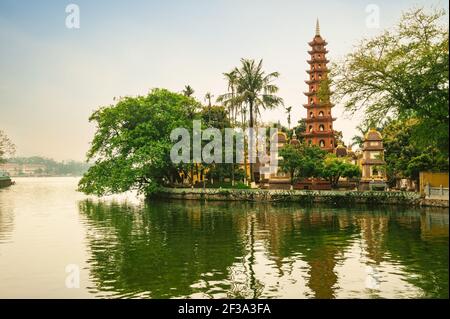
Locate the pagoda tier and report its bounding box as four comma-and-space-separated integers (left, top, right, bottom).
305, 116, 336, 123
307, 59, 329, 64
306, 68, 329, 74
301, 19, 336, 152
303, 91, 316, 96
303, 90, 334, 96
308, 40, 328, 46
308, 49, 328, 55
302, 103, 335, 108
305, 80, 319, 85
303, 130, 335, 137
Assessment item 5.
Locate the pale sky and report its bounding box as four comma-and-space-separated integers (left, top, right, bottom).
0, 0, 448, 161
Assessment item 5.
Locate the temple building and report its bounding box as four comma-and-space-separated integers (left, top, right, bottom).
358, 129, 387, 190
260, 131, 291, 189
302, 19, 336, 152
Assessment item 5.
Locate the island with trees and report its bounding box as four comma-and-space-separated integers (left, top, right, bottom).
69, 7, 447, 206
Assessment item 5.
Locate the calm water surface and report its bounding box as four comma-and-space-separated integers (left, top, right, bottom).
0, 177, 448, 298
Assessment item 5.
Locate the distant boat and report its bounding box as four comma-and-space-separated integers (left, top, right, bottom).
0, 174, 13, 188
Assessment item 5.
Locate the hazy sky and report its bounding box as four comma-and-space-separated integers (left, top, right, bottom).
0, 0, 448, 161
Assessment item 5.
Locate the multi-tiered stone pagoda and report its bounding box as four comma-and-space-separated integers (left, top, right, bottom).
302, 19, 336, 152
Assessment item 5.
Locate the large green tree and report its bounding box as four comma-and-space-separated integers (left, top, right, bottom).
382, 118, 448, 187
78, 89, 201, 196
279, 144, 303, 186
319, 154, 361, 188
332, 7, 449, 155
279, 143, 326, 186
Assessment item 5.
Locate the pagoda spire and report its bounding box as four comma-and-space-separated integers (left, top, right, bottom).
315, 18, 320, 36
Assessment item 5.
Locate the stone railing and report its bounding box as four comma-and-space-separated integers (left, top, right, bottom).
424, 184, 449, 200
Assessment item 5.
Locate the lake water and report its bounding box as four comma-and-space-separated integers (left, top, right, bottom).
0, 177, 448, 299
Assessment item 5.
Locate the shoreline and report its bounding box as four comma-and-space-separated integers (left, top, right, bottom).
150, 187, 449, 208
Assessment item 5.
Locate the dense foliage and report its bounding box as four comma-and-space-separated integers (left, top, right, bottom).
382, 119, 448, 186
320, 154, 361, 188
279, 143, 326, 186
279, 143, 360, 188
332, 7, 449, 155
78, 89, 200, 196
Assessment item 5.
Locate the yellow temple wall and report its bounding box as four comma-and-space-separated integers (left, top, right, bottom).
419, 172, 449, 194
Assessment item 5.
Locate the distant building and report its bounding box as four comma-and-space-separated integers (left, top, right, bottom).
0, 163, 47, 176
0, 163, 21, 176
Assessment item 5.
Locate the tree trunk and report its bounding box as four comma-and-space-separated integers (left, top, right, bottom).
242, 106, 249, 185
249, 100, 254, 183
231, 164, 235, 186
290, 172, 294, 190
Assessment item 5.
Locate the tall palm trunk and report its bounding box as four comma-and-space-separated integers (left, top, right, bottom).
242, 107, 248, 185
248, 100, 254, 183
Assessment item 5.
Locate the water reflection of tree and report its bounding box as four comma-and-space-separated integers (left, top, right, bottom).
353, 208, 448, 298
78, 200, 246, 298
382, 210, 449, 298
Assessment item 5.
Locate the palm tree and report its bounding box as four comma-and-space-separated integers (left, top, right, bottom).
285, 106, 292, 129
181, 84, 197, 187
204, 92, 213, 107
182, 85, 195, 97
234, 58, 283, 183
217, 70, 239, 125
218, 70, 246, 183
351, 125, 369, 149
